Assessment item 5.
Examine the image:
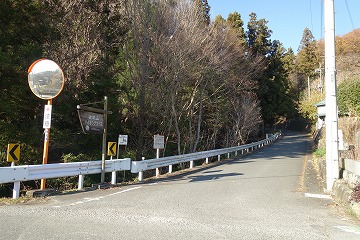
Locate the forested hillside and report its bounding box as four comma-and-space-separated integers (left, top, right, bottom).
295, 27, 360, 161
4, 0, 354, 194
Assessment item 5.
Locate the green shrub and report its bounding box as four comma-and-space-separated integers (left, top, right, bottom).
61, 153, 87, 163
314, 147, 326, 158
338, 78, 360, 117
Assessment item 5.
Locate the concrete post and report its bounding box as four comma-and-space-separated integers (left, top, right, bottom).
324, 0, 339, 191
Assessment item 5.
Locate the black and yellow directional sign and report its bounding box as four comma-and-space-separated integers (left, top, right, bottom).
107, 142, 117, 156
7, 144, 20, 162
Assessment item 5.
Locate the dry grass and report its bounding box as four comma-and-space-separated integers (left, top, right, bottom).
351, 184, 360, 203
338, 117, 360, 159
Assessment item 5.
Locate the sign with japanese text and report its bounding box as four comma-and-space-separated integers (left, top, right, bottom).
153, 135, 165, 149
118, 135, 128, 146
43, 104, 52, 129
78, 111, 104, 134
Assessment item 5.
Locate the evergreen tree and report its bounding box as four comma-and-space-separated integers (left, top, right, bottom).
212, 14, 226, 29
246, 12, 272, 56
0, 0, 54, 166
264, 41, 296, 122
227, 11, 246, 45
193, 0, 211, 26
296, 28, 318, 78
245, 13, 295, 128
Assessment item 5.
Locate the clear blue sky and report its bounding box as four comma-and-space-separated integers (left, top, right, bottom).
207, 0, 360, 51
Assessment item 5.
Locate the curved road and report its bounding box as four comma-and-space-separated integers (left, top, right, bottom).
1, 131, 360, 239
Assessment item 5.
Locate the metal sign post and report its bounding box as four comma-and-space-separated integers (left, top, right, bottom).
28, 59, 64, 190
77, 97, 112, 184
108, 141, 117, 184
7, 144, 21, 198
101, 96, 108, 183
41, 99, 52, 189
117, 135, 128, 159
117, 135, 128, 181
153, 135, 165, 177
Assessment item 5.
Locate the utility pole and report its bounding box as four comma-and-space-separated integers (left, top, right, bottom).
324, 0, 339, 191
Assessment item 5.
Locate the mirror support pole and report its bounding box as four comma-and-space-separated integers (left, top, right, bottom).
41, 99, 52, 190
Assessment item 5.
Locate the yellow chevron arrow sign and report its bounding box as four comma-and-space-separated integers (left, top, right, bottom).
7, 144, 20, 162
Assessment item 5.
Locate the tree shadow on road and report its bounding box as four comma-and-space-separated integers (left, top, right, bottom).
188, 172, 244, 182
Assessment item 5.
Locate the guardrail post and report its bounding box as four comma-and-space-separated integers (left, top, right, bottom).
169, 165, 173, 173
227, 153, 230, 159
78, 175, 84, 190
156, 168, 160, 177
205, 157, 209, 164
13, 181, 20, 199
235, 151, 238, 157
111, 171, 117, 185
138, 171, 143, 182
138, 157, 144, 182
218, 155, 220, 161
190, 160, 194, 169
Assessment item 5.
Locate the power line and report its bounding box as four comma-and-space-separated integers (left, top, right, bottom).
344, 0, 355, 30
310, 0, 314, 33
320, 0, 323, 40
311, 0, 324, 40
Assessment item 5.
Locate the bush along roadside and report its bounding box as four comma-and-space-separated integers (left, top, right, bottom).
351, 184, 360, 203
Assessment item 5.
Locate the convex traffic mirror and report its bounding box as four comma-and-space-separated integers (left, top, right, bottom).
28, 59, 64, 100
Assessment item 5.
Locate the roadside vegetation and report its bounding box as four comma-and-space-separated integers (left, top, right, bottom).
1, 0, 359, 197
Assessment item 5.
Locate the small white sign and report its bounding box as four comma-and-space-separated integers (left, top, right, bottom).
153, 135, 165, 149
118, 134, 128, 146
43, 105, 52, 129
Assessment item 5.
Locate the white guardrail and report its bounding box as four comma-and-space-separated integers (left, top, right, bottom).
0, 134, 279, 199
132, 133, 280, 181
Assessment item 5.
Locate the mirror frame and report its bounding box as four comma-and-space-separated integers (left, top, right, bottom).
28, 59, 65, 100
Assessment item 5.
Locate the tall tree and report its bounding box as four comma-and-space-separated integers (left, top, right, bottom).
192, 0, 211, 26
294, 27, 319, 103
227, 11, 246, 45
246, 12, 272, 56
264, 40, 296, 124
245, 13, 295, 128
0, 0, 54, 166
296, 28, 319, 78
212, 14, 226, 29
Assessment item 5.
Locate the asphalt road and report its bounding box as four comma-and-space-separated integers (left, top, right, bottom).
1, 131, 360, 240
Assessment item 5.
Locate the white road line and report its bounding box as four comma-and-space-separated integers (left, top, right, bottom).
52, 186, 142, 208
334, 226, 360, 235
107, 186, 142, 196
304, 193, 332, 199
